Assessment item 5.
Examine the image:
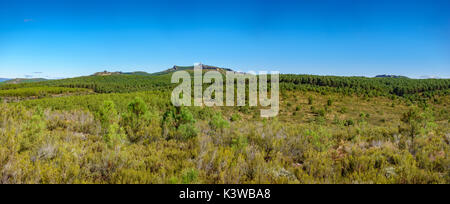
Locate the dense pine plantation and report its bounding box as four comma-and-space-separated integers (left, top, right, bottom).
0, 71, 449, 184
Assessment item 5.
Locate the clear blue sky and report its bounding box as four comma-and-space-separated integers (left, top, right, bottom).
0, 0, 449, 79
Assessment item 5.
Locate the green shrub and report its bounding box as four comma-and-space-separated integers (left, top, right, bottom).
163, 107, 198, 140
197, 107, 214, 120
239, 106, 251, 114
98, 102, 124, 147
210, 113, 230, 131
179, 107, 196, 125
231, 135, 248, 152
359, 112, 370, 119
177, 123, 198, 140
338, 107, 348, 114
400, 107, 436, 153
182, 168, 199, 184
0, 87, 88, 98
230, 113, 241, 122
312, 108, 326, 117
327, 99, 333, 106
308, 96, 314, 105
344, 119, 355, 126
104, 123, 126, 147
121, 97, 162, 143
98, 100, 119, 132
20, 114, 45, 152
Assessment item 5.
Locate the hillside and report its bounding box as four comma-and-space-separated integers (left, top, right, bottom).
1, 67, 449, 100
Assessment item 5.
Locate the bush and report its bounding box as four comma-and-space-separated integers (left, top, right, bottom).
163, 107, 198, 140
231, 135, 248, 152
182, 168, 199, 184
98, 101, 119, 132
230, 113, 241, 122
104, 123, 126, 147
210, 113, 230, 131
20, 114, 45, 152
177, 123, 198, 140
327, 99, 333, 106
401, 107, 429, 138
338, 107, 348, 114
359, 112, 370, 119
400, 107, 436, 154
239, 106, 251, 114
312, 108, 326, 117
98, 101, 126, 147
308, 96, 314, 105
121, 97, 162, 144
344, 119, 355, 126
179, 107, 196, 125
197, 107, 214, 120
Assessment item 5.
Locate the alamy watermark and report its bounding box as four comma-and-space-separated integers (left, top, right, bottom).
171, 63, 279, 117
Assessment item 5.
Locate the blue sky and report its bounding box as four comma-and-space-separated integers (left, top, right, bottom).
0, 0, 449, 79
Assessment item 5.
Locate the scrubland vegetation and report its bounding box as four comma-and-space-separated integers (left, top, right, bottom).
0, 87, 89, 98
0, 72, 448, 184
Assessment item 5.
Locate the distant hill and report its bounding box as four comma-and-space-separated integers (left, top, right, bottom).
375, 75, 409, 79
152, 64, 236, 76
3, 78, 48, 84
0, 78, 11, 83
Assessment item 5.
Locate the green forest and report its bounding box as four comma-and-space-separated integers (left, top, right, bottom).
0, 70, 448, 184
